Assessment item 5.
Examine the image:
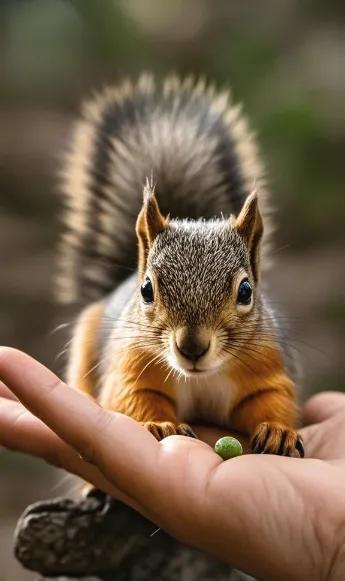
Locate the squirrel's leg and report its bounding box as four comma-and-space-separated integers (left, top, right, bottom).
99, 358, 196, 441
66, 301, 104, 398
230, 386, 304, 457
103, 386, 196, 441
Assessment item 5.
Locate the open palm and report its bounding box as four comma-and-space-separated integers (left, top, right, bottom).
0, 347, 344, 581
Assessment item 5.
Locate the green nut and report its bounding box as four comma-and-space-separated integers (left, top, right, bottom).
214, 436, 243, 460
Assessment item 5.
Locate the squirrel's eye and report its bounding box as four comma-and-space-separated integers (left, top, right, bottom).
141, 277, 154, 304
237, 278, 252, 305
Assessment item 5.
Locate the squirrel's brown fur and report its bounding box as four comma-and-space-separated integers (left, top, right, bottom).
59, 75, 303, 458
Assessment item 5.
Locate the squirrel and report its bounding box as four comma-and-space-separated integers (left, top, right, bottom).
58, 75, 304, 457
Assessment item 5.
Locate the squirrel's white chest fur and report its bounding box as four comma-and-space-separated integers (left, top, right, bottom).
175, 372, 238, 427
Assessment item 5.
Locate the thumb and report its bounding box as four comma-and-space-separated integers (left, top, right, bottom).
303, 391, 345, 426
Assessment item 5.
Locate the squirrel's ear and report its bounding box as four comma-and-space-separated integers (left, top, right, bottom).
136, 183, 168, 274
233, 192, 263, 281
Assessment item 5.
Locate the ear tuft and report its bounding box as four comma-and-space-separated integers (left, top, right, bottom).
143, 175, 154, 203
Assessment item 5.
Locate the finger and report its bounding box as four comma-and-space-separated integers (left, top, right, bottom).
0, 348, 160, 500
0, 379, 17, 400
0, 396, 111, 484
303, 391, 345, 425
0, 397, 58, 459
0, 396, 149, 515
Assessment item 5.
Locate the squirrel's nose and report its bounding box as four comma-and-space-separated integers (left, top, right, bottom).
177, 342, 209, 362
175, 327, 210, 362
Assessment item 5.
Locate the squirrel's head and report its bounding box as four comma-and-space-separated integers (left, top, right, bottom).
136, 182, 263, 378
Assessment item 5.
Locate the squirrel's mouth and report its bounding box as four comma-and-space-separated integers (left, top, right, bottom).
179, 365, 220, 378
183, 368, 205, 376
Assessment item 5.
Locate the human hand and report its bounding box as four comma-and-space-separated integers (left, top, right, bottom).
0, 347, 344, 581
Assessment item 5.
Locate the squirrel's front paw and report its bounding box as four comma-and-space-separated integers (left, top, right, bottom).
142, 421, 197, 441
251, 422, 304, 457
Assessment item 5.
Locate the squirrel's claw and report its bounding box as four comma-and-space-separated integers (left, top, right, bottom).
142, 421, 197, 441
295, 435, 305, 458
251, 422, 304, 458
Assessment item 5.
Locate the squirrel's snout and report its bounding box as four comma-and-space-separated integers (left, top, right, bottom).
177, 340, 209, 363
175, 327, 210, 363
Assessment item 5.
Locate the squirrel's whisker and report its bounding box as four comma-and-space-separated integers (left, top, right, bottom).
133, 351, 166, 385
81, 352, 112, 382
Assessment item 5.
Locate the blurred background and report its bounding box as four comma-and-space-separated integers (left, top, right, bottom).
0, 0, 344, 578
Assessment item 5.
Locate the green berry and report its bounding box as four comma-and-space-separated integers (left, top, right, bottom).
214, 436, 243, 460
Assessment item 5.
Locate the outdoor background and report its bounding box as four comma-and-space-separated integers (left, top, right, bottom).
0, 1, 344, 579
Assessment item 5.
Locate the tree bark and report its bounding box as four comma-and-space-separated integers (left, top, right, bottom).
14, 490, 254, 580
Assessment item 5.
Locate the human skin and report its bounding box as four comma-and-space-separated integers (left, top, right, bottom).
0, 347, 344, 580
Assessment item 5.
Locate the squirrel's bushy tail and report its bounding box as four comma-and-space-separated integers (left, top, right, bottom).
58, 75, 269, 303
